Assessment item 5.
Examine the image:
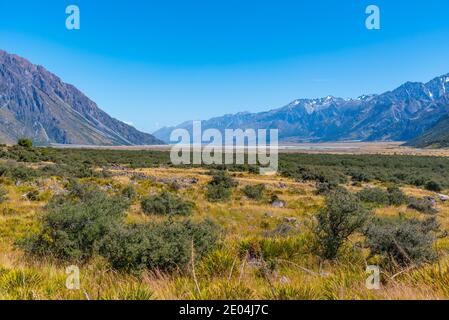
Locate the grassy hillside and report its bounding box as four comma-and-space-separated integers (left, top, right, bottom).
1, 146, 449, 300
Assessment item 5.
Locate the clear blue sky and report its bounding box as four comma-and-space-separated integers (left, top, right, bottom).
1, 0, 449, 133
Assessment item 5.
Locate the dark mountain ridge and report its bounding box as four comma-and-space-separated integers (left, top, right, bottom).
0, 50, 163, 146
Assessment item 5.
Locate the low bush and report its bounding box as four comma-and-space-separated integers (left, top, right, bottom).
19, 183, 219, 274
387, 186, 408, 206
242, 184, 265, 200
408, 197, 438, 215
349, 170, 373, 183
17, 138, 33, 149
364, 216, 439, 269
282, 165, 346, 185
140, 191, 193, 216
315, 182, 339, 195
26, 190, 40, 201
206, 184, 232, 202
208, 170, 238, 188
315, 188, 369, 260
357, 187, 390, 206
357, 186, 408, 207
0, 186, 8, 203
7, 166, 37, 181
425, 181, 442, 192
206, 170, 237, 202
100, 219, 220, 274
19, 189, 128, 262
66, 180, 99, 201
121, 185, 137, 201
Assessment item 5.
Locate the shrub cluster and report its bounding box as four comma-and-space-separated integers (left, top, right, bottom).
0, 161, 108, 183
0, 186, 8, 203
26, 189, 40, 201
315, 182, 340, 195
357, 186, 408, 207
407, 197, 438, 215
357, 187, 389, 206
387, 186, 409, 206
281, 165, 347, 186
121, 185, 137, 200
17, 138, 33, 149
279, 153, 449, 189
425, 180, 442, 192
242, 184, 266, 200
19, 186, 219, 274
364, 216, 439, 269
315, 188, 369, 260
206, 170, 237, 202
140, 191, 193, 216
19, 189, 128, 262
101, 219, 220, 273
0, 164, 38, 181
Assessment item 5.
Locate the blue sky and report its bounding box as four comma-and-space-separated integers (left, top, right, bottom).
1, 0, 449, 133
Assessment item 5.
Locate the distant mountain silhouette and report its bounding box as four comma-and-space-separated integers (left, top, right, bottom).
0, 50, 163, 146
154, 74, 449, 145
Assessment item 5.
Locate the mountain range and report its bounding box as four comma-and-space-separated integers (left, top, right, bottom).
1, 49, 449, 148
154, 74, 449, 146
0, 50, 163, 146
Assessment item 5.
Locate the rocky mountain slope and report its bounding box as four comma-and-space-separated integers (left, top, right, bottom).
407, 114, 449, 148
0, 50, 163, 146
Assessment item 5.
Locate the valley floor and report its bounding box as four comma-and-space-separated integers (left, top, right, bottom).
1, 161, 449, 300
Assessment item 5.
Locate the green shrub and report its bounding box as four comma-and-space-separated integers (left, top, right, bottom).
206, 184, 232, 202
19, 183, 218, 274
26, 190, 40, 201
100, 219, 220, 274
283, 165, 346, 185
140, 191, 193, 216
208, 170, 238, 188
357, 187, 390, 206
17, 138, 33, 148
349, 170, 373, 183
121, 185, 137, 200
0, 186, 8, 203
19, 190, 128, 262
67, 180, 100, 201
315, 182, 339, 195
315, 188, 368, 260
387, 186, 408, 206
364, 216, 439, 269
425, 181, 442, 192
408, 197, 438, 215
7, 166, 37, 181
357, 186, 408, 207
242, 184, 265, 200
279, 153, 449, 189
206, 170, 237, 202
